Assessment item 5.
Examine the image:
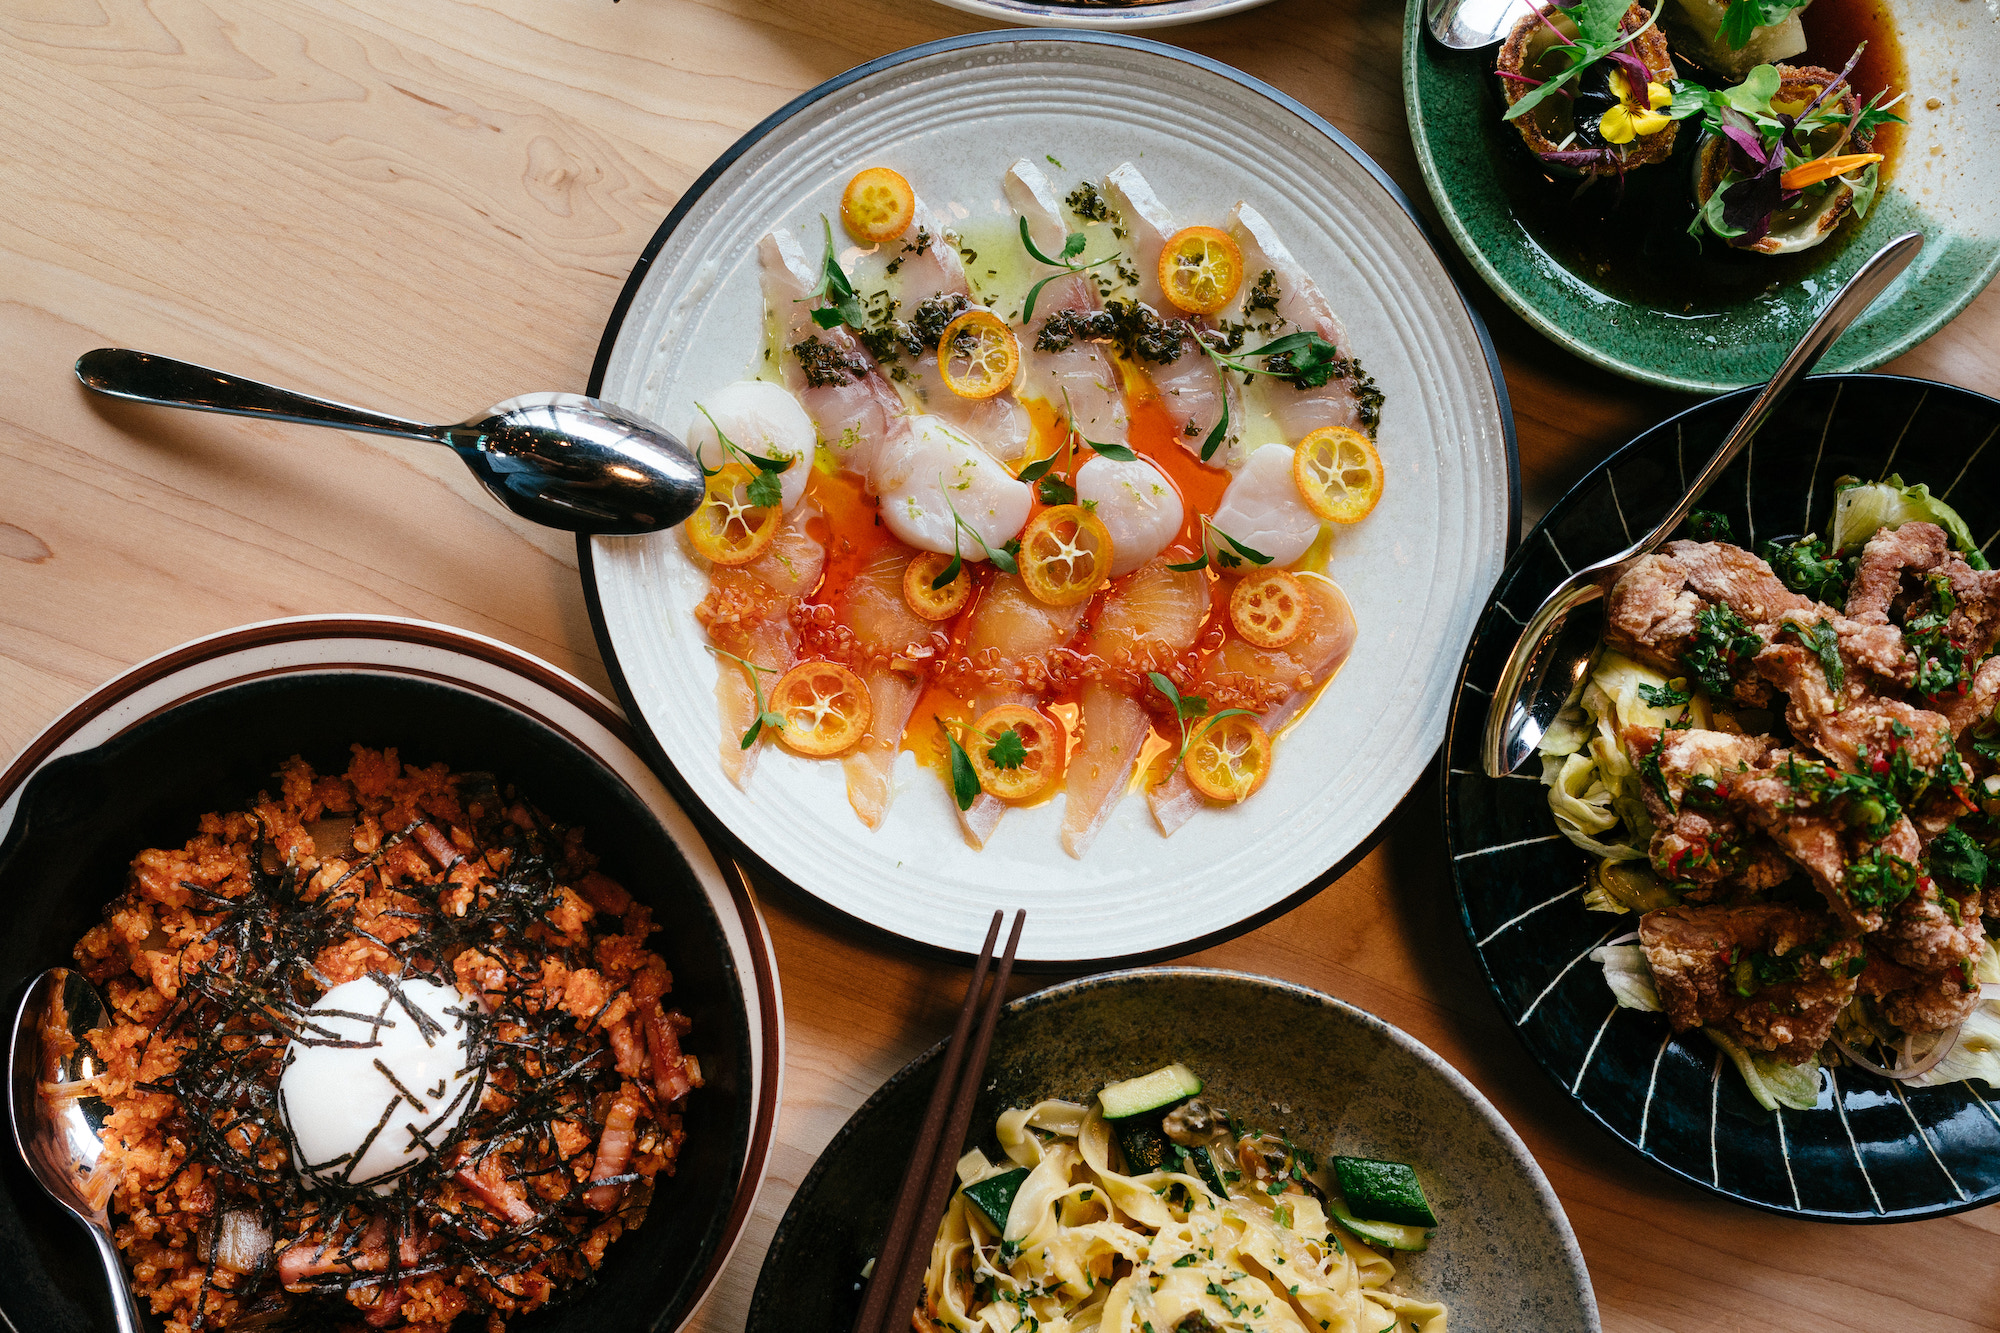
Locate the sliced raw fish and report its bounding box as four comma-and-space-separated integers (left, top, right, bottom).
952, 571, 1090, 847
1205, 443, 1321, 569
1147, 574, 1357, 836
830, 541, 940, 829
1003, 160, 1127, 445
759, 227, 911, 484
1101, 165, 1242, 467
692, 513, 828, 789
1060, 560, 1209, 858
1226, 203, 1370, 442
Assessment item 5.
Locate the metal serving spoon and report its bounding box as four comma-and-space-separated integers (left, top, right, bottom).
1480, 229, 1925, 779
9, 968, 145, 1333
75, 348, 705, 536
1426, 0, 1537, 49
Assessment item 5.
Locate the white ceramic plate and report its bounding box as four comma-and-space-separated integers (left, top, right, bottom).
582, 32, 1514, 965
925, 0, 1278, 30
0, 615, 781, 1332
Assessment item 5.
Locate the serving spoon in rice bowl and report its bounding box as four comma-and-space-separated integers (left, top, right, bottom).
8, 968, 146, 1332
74, 347, 706, 536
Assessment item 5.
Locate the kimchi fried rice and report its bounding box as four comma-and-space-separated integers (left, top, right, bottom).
71, 745, 701, 1332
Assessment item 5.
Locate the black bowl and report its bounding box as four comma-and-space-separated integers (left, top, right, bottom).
0, 671, 752, 1330
1444, 373, 2000, 1221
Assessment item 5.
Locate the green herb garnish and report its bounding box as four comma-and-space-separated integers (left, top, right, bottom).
807, 216, 867, 331
1020, 217, 1121, 322
705, 646, 785, 749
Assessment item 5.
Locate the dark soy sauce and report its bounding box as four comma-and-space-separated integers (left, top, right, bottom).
1482, 0, 1907, 316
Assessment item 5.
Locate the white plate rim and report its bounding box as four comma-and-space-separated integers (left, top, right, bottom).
922, 0, 1280, 30
578, 29, 1522, 969
0, 614, 782, 1333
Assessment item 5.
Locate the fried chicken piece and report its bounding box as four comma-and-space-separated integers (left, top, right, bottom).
1938, 553, 2000, 660
1751, 640, 1951, 773
1877, 882, 1985, 974
1941, 655, 2000, 738
1858, 953, 1981, 1034
1662, 539, 1819, 625
1640, 903, 1860, 1062
1845, 522, 1950, 626
1605, 552, 1707, 672
1626, 726, 1782, 891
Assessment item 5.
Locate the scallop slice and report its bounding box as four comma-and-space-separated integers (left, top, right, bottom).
1076, 455, 1184, 577
876, 415, 1033, 558
685, 380, 815, 512
1204, 443, 1320, 569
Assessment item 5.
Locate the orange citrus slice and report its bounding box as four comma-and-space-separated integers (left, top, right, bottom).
1184, 714, 1273, 803
904, 550, 972, 621
770, 661, 871, 757
685, 464, 781, 566
1019, 504, 1113, 607
1292, 427, 1383, 524
1230, 571, 1308, 648
966, 704, 1062, 801
1158, 226, 1244, 315
938, 310, 1020, 401
840, 167, 915, 245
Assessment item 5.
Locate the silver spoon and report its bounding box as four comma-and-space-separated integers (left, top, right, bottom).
8, 968, 145, 1333
1481, 229, 1925, 778
1426, 0, 1537, 49
75, 348, 705, 536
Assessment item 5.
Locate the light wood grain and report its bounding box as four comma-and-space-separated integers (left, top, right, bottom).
1, 1, 1995, 1330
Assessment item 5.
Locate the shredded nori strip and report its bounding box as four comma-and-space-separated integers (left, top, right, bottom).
121, 780, 665, 1330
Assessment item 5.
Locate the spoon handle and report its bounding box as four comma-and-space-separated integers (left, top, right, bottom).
1624, 230, 1923, 558
75, 348, 446, 444
85, 1221, 146, 1333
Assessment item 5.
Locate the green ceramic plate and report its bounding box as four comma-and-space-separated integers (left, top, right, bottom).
1402, 0, 2000, 393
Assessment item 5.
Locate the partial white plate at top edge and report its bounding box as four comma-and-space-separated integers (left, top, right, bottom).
584, 33, 1512, 965
923, 0, 1279, 30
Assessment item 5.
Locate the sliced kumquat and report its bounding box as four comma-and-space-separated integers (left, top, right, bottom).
1292, 426, 1384, 524
938, 310, 1020, 401
1230, 570, 1308, 648
966, 704, 1062, 801
1019, 504, 1114, 607
840, 167, 916, 245
1184, 714, 1273, 803
904, 550, 972, 620
684, 464, 781, 565
770, 661, 872, 757
1778, 152, 1883, 191
1157, 225, 1244, 314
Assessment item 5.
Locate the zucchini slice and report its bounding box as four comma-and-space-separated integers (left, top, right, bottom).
960, 1167, 1029, 1232
1330, 1157, 1438, 1228
1111, 1116, 1175, 1174
1328, 1195, 1432, 1253
1172, 1142, 1230, 1197
1097, 1063, 1203, 1120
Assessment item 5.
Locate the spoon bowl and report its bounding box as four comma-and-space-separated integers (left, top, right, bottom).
1425, 0, 1537, 49
8, 967, 145, 1332
75, 349, 707, 536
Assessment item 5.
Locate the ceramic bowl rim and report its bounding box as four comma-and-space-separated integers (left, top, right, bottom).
750, 964, 1600, 1329
0, 613, 784, 1328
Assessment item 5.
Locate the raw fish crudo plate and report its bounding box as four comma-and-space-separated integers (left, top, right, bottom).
582, 32, 1512, 965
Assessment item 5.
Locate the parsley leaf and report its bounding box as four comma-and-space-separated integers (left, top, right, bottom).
1038, 475, 1077, 507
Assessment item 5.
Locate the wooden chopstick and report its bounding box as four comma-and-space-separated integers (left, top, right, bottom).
854, 908, 1025, 1333
851, 910, 1004, 1333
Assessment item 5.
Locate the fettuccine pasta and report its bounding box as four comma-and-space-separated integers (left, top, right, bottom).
918, 1099, 1447, 1333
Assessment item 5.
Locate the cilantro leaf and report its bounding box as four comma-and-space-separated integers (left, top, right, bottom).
987, 726, 1030, 771
1038, 475, 1077, 507
1637, 681, 1693, 709
745, 469, 784, 509
1930, 826, 1990, 890
1061, 232, 1088, 261
1687, 510, 1735, 543
1781, 617, 1845, 692
1018, 216, 1121, 321
941, 722, 980, 810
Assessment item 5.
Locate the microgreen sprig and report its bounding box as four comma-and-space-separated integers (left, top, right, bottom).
696, 404, 793, 508
1500, 0, 1663, 125
1018, 389, 1140, 503
808, 215, 868, 332
1147, 672, 1255, 782
1019, 217, 1123, 323
1194, 331, 1344, 462
931, 481, 1021, 590
1166, 516, 1273, 572
705, 646, 785, 749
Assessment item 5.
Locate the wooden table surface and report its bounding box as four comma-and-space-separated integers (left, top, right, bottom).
4, 0, 1996, 1329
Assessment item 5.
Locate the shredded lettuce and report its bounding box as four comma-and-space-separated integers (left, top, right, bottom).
1587, 858, 1678, 913
1592, 944, 1662, 1012
1541, 650, 1708, 869
1910, 942, 2000, 1089
1829, 475, 1990, 570
1705, 1028, 1823, 1111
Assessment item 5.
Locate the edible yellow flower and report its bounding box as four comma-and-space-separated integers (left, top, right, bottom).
1599, 70, 1673, 145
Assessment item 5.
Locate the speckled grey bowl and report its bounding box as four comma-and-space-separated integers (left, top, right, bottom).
748, 967, 1598, 1331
